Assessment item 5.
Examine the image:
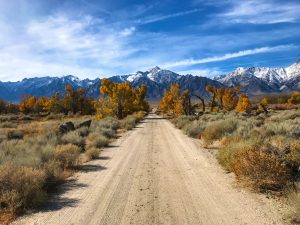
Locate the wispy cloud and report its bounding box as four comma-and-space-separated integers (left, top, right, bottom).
136, 8, 201, 25
163, 44, 299, 68
176, 68, 222, 77
222, 0, 300, 24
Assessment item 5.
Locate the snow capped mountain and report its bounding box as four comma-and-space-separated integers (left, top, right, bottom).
216, 60, 300, 95
126, 67, 181, 84
285, 60, 300, 79
219, 60, 300, 83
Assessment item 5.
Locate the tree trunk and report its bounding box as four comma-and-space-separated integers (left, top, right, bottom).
211, 93, 216, 112
117, 98, 123, 119
192, 94, 205, 112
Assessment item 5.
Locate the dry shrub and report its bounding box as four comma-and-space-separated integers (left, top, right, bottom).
287, 191, 300, 224
86, 132, 109, 149
217, 137, 253, 171
0, 164, 47, 212
120, 115, 137, 130
85, 147, 101, 160
54, 144, 80, 168
94, 117, 119, 131
76, 126, 89, 137
0, 122, 17, 128
231, 146, 292, 191
182, 120, 206, 138
133, 111, 146, 121
201, 120, 237, 146
43, 160, 64, 189
61, 131, 84, 147
172, 115, 195, 129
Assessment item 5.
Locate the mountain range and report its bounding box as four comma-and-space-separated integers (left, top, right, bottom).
0, 60, 299, 102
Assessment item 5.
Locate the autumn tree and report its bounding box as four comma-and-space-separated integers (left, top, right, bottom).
99, 79, 149, 119
288, 92, 300, 104
222, 87, 240, 111
158, 84, 183, 116
61, 86, 94, 114
236, 94, 252, 113
133, 84, 150, 112
192, 93, 205, 112
158, 84, 193, 116
257, 97, 268, 114
43, 92, 61, 113
19, 95, 38, 113
182, 90, 193, 115
95, 97, 115, 120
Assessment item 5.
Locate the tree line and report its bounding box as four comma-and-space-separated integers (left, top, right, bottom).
158, 84, 300, 116
0, 80, 150, 119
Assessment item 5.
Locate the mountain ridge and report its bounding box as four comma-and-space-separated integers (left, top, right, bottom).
0, 60, 300, 102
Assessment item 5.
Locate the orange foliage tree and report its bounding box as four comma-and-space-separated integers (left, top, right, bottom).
222, 87, 240, 111
206, 85, 240, 112
236, 94, 252, 113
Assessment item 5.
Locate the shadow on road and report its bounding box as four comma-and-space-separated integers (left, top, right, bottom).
98, 156, 111, 160
78, 164, 107, 173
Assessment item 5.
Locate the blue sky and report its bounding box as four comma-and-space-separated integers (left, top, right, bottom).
0, 0, 300, 81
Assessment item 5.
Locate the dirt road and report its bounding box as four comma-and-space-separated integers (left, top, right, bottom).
12, 113, 285, 225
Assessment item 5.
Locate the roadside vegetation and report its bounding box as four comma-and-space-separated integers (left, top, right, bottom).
0, 80, 149, 224
159, 84, 300, 222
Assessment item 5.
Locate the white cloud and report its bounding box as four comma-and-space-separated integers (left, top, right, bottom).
163, 44, 299, 68
120, 26, 136, 37
0, 14, 143, 81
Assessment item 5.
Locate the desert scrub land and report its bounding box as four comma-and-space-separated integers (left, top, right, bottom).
172, 110, 300, 220
0, 112, 145, 224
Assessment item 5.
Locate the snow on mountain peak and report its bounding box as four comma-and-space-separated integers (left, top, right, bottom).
148, 66, 161, 74
219, 60, 300, 85
285, 61, 300, 80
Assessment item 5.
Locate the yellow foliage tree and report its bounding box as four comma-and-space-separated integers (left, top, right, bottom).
99, 79, 149, 119
95, 97, 115, 120
236, 94, 252, 113
257, 97, 268, 114
158, 84, 183, 116
158, 84, 193, 116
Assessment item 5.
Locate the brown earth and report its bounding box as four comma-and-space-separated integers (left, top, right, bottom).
11, 113, 286, 225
